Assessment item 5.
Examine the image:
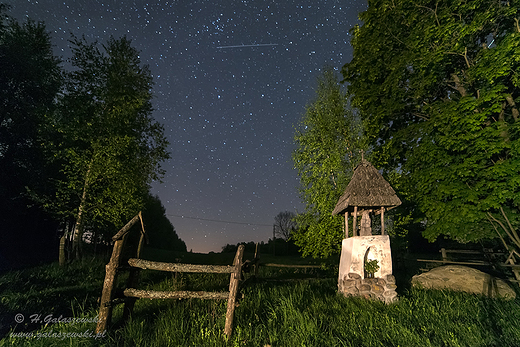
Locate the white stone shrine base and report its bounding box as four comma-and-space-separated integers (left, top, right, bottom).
338, 236, 392, 279
337, 236, 398, 303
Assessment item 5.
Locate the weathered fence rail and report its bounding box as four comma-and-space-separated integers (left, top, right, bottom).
123, 288, 229, 300
127, 258, 235, 273
416, 247, 506, 267
95, 212, 244, 338
252, 243, 322, 271
415, 247, 520, 284
262, 263, 322, 269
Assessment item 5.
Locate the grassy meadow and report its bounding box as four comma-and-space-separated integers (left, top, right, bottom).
1, 249, 519, 347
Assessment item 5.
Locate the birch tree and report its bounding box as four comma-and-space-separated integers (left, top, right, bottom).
53, 36, 169, 261
292, 68, 364, 258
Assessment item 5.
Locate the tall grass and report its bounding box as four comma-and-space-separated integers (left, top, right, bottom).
1, 257, 519, 346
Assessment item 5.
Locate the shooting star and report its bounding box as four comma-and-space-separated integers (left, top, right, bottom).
216, 43, 279, 49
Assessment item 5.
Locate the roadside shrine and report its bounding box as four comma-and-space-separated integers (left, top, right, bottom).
332, 159, 401, 303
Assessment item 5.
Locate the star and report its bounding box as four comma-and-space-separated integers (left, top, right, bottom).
7, 0, 367, 253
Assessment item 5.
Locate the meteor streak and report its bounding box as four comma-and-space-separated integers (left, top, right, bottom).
216, 43, 278, 49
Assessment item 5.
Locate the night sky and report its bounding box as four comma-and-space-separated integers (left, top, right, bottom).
7, 0, 367, 253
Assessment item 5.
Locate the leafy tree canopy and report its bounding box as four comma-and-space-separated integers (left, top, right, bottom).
0, 8, 174, 264
342, 0, 520, 244
0, 5, 61, 210
47, 35, 170, 258
0, 6, 62, 266
293, 68, 364, 258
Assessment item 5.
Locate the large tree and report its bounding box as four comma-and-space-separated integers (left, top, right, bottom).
342, 0, 520, 258
0, 6, 62, 266
274, 211, 296, 241
0, 6, 61, 212
50, 36, 170, 260
292, 68, 364, 258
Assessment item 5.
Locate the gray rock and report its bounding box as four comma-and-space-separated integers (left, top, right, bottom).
383, 291, 398, 304
358, 284, 371, 292
342, 279, 357, 288
385, 283, 397, 290
411, 265, 516, 299
348, 272, 362, 280
345, 287, 359, 295
385, 275, 396, 284
371, 284, 385, 293
376, 278, 387, 286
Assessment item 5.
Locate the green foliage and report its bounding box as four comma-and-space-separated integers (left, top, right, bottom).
0, 8, 177, 264
0, 7, 62, 206
343, 0, 520, 244
0, 6, 63, 266
364, 259, 380, 277
292, 68, 365, 258
47, 36, 170, 248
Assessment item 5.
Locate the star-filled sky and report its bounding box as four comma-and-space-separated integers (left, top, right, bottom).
7, 0, 367, 253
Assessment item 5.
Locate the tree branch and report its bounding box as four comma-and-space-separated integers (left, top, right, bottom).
497, 102, 510, 141
505, 95, 519, 122
416, 4, 440, 26
486, 213, 509, 250
412, 113, 430, 121
445, 50, 471, 69
463, 47, 470, 69
487, 212, 520, 249
500, 206, 520, 245
450, 74, 467, 97
331, 170, 337, 188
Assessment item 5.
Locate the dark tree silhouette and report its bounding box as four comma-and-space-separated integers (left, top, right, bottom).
274, 211, 296, 241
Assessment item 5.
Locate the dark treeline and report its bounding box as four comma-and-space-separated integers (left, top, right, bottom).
0, 5, 185, 270
221, 238, 300, 257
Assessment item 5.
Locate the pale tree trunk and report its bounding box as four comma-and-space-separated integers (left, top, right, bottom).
72, 158, 94, 260
59, 234, 67, 266
59, 220, 72, 266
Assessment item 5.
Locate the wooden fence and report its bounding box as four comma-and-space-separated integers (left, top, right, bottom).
416, 247, 507, 267
248, 243, 322, 272
415, 247, 520, 285
95, 213, 244, 338
417, 248, 490, 267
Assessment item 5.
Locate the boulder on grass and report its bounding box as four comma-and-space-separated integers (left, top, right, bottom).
411, 265, 516, 299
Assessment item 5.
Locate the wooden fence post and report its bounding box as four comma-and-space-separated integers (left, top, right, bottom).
123, 212, 147, 322
441, 248, 447, 263
224, 244, 244, 337
98, 214, 246, 337
96, 214, 140, 334
96, 234, 127, 333
122, 267, 140, 322
254, 243, 259, 277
